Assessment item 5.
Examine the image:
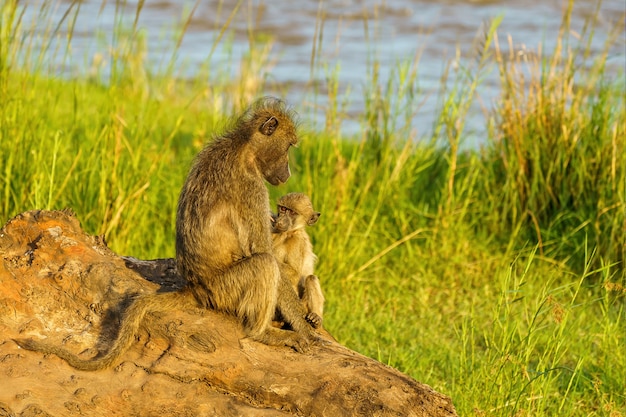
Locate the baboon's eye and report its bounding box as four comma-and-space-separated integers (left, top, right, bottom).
278, 206, 297, 215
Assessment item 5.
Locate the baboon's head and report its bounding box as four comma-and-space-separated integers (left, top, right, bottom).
243, 98, 299, 186
271, 193, 320, 233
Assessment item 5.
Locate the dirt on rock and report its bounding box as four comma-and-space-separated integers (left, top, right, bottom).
0, 209, 457, 417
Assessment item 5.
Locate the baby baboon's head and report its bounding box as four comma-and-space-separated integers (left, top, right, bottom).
271, 193, 320, 233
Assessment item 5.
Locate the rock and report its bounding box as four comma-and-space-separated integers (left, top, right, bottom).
0, 210, 457, 417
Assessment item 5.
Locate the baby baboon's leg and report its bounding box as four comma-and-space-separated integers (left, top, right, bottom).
299, 275, 325, 328
275, 272, 319, 339
201, 253, 311, 352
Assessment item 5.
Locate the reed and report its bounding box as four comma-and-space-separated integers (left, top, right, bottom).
481, 0, 625, 275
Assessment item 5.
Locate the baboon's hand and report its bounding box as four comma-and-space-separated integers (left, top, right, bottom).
305, 312, 322, 329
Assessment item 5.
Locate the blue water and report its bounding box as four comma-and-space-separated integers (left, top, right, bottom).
19, 0, 626, 147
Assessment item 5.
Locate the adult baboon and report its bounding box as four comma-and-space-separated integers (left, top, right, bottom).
176, 97, 317, 351
14, 98, 317, 369
271, 192, 325, 328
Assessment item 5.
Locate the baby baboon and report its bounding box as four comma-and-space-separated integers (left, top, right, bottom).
176, 97, 318, 352
14, 97, 316, 369
271, 193, 325, 328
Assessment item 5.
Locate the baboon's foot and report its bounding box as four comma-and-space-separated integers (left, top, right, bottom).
288, 333, 312, 353
251, 327, 312, 353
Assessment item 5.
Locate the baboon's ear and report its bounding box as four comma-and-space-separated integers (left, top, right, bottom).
259, 116, 279, 136
307, 212, 320, 226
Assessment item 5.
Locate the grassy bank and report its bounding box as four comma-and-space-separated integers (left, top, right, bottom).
1, 1, 624, 416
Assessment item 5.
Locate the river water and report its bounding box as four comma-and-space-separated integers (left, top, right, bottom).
19, 0, 626, 146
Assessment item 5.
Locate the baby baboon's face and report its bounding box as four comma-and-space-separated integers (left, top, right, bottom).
271, 206, 294, 233
271, 193, 320, 233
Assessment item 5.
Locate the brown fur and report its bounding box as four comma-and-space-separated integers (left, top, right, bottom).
271, 193, 325, 328
176, 98, 318, 351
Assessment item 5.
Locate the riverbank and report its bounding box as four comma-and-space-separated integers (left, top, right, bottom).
1, 1, 624, 415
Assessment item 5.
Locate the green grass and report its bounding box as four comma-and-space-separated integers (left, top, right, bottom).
1, 1, 624, 415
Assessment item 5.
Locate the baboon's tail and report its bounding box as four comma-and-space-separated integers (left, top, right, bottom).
14, 291, 188, 371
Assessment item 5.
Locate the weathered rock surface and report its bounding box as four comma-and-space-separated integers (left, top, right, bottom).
0, 210, 457, 417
